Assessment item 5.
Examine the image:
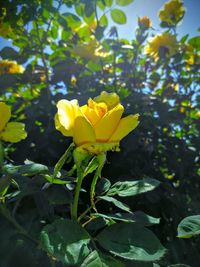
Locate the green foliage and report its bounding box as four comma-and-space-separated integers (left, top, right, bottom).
111, 9, 127, 24
107, 178, 160, 197
177, 215, 200, 238
41, 218, 91, 265
96, 222, 166, 261
81, 250, 125, 267
116, 0, 134, 6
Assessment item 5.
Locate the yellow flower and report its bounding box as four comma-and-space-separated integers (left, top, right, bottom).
138, 16, 152, 29
144, 32, 178, 61
71, 75, 77, 87
71, 36, 110, 61
0, 102, 27, 143
158, 0, 185, 26
183, 44, 200, 66
0, 8, 12, 38
55, 91, 139, 154
186, 53, 200, 66
0, 60, 25, 75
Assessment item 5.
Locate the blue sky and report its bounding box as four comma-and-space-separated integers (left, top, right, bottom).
0, 0, 199, 49
108, 0, 200, 40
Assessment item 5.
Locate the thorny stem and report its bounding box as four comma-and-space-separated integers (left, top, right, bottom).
78, 199, 100, 222
71, 170, 84, 220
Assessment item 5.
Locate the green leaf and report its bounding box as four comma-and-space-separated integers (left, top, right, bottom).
44, 186, 72, 205
97, 0, 106, 10
86, 217, 108, 234
0, 175, 12, 197
177, 215, 200, 238
96, 178, 111, 195
81, 250, 125, 267
92, 211, 160, 226
3, 163, 48, 176
40, 218, 91, 265
53, 143, 74, 179
99, 14, 108, 27
110, 9, 127, 24
105, 0, 113, 7
96, 222, 166, 261
98, 196, 131, 213
180, 34, 189, 43
107, 178, 160, 197
84, 156, 98, 177
43, 174, 70, 185
0, 47, 19, 60
116, 0, 134, 6
61, 12, 82, 29
84, 2, 95, 17
188, 36, 200, 50
167, 265, 191, 267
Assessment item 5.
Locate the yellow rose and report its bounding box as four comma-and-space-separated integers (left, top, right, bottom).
0, 60, 25, 75
144, 32, 178, 61
55, 91, 139, 154
71, 36, 111, 61
0, 102, 27, 143
158, 0, 186, 26
138, 16, 152, 30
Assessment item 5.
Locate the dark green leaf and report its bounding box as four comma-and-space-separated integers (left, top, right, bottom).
96, 222, 166, 261
167, 264, 191, 267
44, 185, 72, 205
96, 178, 111, 195
0, 47, 19, 60
98, 196, 131, 212
92, 211, 160, 226
40, 219, 91, 265
107, 178, 160, 197
81, 250, 125, 267
110, 9, 127, 24
3, 163, 48, 176
177, 215, 200, 238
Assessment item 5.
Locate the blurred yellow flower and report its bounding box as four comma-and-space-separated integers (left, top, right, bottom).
158, 0, 186, 26
0, 102, 27, 143
138, 16, 152, 29
0, 8, 12, 37
71, 36, 111, 61
183, 44, 200, 66
0, 60, 25, 75
71, 75, 77, 87
0, 20, 12, 37
186, 53, 200, 65
144, 32, 178, 61
55, 91, 139, 154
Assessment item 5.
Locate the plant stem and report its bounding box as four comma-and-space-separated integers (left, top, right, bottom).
71, 170, 84, 220
0, 141, 4, 169
78, 199, 100, 222
90, 153, 106, 210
